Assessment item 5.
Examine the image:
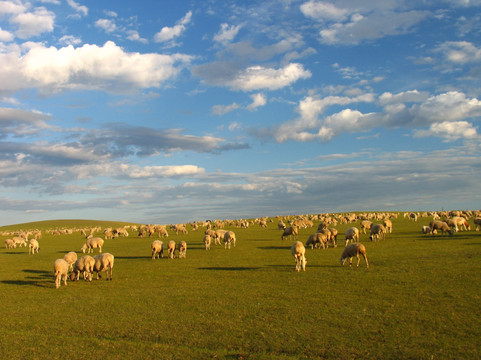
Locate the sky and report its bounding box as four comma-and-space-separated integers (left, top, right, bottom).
1, 0, 481, 226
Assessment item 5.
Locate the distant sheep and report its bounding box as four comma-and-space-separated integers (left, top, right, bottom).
344, 227, 360, 246
93, 253, 114, 280
63, 251, 78, 271
54, 259, 69, 289
383, 219, 393, 233
203, 235, 211, 250
281, 226, 298, 241
369, 224, 386, 242
81, 237, 104, 254
360, 220, 373, 234
328, 228, 338, 248
224, 231, 236, 249
12, 236, 27, 247
151, 240, 164, 260
177, 241, 187, 258
70, 255, 95, 281
28, 239, 39, 254
167, 240, 176, 259
291, 241, 307, 272
4, 239, 16, 249
340, 243, 369, 268
474, 217, 481, 231
305, 232, 327, 249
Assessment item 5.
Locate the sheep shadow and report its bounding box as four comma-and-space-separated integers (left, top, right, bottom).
257, 246, 290, 250
115, 255, 151, 260
2, 269, 52, 288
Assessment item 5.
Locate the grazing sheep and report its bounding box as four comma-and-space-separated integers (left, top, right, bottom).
305, 232, 328, 249
28, 239, 39, 254
167, 240, 176, 259
474, 217, 481, 231
281, 226, 298, 241
291, 241, 307, 272
429, 221, 454, 236
70, 255, 95, 281
81, 237, 104, 254
93, 253, 114, 280
177, 241, 187, 258
421, 225, 433, 234
63, 251, 78, 271
383, 219, 393, 233
451, 216, 471, 232
344, 227, 360, 246
328, 228, 338, 248
340, 243, 369, 268
54, 259, 69, 289
12, 236, 27, 247
5, 239, 16, 249
224, 231, 236, 249
203, 235, 211, 250
151, 240, 164, 259
360, 220, 373, 234
214, 229, 227, 245
369, 224, 386, 242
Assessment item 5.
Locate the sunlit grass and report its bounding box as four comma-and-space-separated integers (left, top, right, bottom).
1, 216, 480, 359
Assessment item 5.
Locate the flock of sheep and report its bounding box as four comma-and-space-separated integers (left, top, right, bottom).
2, 209, 480, 287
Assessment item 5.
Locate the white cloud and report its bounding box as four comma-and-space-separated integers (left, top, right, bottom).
95, 19, 116, 33
437, 41, 481, 63
413, 121, 478, 141
119, 164, 205, 178
379, 90, 430, 105
0, 27, 14, 41
154, 11, 192, 44
67, 0, 88, 16
214, 23, 242, 45
228, 63, 311, 91
0, 1, 26, 16
246, 93, 266, 111
10, 6, 55, 38
300, 0, 349, 21
126, 30, 148, 44
58, 35, 82, 46
0, 41, 192, 94
211, 102, 240, 115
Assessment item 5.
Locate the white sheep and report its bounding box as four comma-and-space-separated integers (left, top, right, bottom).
63, 251, 78, 271
291, 241, 307, 272
214, 229, 227, 245
450, 216, 471, 232
5, 239, 16, 248
28, 239, 39, 254
305, 232, 327, 249
151, 240, 164, 260
93, 253, 114, 280
340, 243, 369, 268
81, 237, 104, 254
203, 235, 211, 250
421, 225, 432, 234
281, 226, 298, 241
360, 220, 373, 234
223, 231, 236, 249
12, 236, 27, 247
167, 240, 176, 259
369, 224, 386, 242
328, 228, 338, 248
177, 241, 187, 258
383, 219, 393, 233
54, 259, 69, 289
344, 227, 360, 246
70, 255, 95, 281
429, 221, 453, 236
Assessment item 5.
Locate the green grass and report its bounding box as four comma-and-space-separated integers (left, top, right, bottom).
1, 216, 480, 359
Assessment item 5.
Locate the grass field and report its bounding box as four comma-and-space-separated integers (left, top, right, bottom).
1, 215, 480, 359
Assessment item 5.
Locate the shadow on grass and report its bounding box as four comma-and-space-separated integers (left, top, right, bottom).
115, 255, 151, 260
198, 266, 261, 271
257, 246, 290, 250
3, 252, 25, 255
2, 269, 52, 288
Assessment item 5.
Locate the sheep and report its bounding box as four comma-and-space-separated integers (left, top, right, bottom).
151, 240, 164, 259
474, 217, 481, 231
81, 237, 104, 254
451, 216, 471, 232
328, 228, 338, 248
12, 236, 27, 247
63, 251, 78, 271
177, 241, 187, 258
167, 240, 176, 259
383, 219, 393, 233
203, 235, 211, 250
291, 241, 307, 272
224, 231, 236, 249
305, 232, 328, 249
54, 259, 69, 289
93, 253, 114, 280
28, 239, 39, 254
214, 229, 227, 245
360, 220, 373, 234
344, 227, 360, 246
70, 255, 95, 281
5, 239, 16, 248
340, 243, 369, 268
421, 225, 432, 234
369, 224, 386, 242
429, 221, 453, 236
281, 226, 298, 241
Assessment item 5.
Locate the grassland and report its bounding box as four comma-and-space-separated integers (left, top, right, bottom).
1, 215, 480, 360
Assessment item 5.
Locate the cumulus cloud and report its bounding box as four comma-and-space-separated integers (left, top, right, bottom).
413, 121, 478, 141
437, 41, 481, 63
0, 27, 14, 41
95, 19, 116, 33
213, 23, 242, 45
379, 90, 430, 105
154, 10, 192, 44
300, 0, 349, 21
0, 41, 192, 95
246, 93, 267, 111
67, 0, 88, 16
10, 6, 55, 38
211, 102, 240, 115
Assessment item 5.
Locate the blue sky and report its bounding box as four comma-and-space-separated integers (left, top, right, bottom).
1, 0, 481, 226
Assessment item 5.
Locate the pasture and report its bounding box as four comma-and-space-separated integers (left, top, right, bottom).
1, 215, 480, 359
